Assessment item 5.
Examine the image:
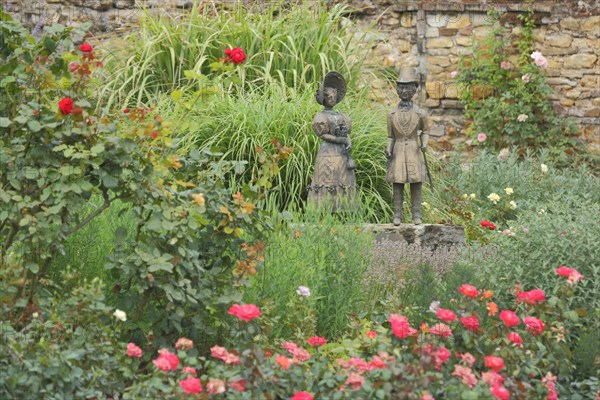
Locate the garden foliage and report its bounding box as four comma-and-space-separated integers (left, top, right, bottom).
455, 5, 579, 158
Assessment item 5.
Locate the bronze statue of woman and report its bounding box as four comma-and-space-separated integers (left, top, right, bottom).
385, 67, 429, 225
307, 72, 357, 211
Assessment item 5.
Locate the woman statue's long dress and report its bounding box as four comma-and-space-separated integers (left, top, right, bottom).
307, 72, 357, 211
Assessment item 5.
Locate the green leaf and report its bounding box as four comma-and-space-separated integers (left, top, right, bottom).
27, 119, 42, 132
90, 144, 105, 156
565, 310, 579, 322
0, 117, 11, 127
102, 174, 118, 189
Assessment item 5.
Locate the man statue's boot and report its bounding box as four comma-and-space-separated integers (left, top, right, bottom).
411, 182, 422, 225
393, 183, 404, 226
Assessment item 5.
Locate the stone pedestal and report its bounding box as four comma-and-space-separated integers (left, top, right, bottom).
362, 223, 466, 250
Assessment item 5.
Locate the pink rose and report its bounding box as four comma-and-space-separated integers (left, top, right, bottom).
181, 366, 197, 376
500, 61, 511, 70
291, 392, 314, 400
206, 378, 226, 395
460, 352, 476, 366
153, 349, 179, 372
521, 74, 530, 83
430, 323, 453, 337
179, 376, 203, 394
477, 133, 487, 142
389, 314, 412, 339
490, 384, 510, 400
485, 355, 505, 372
422, 392, 435, 400
517, 289, 545, 305
436, 308, 456, 322
506, 331, 523, 346
345, 372, 365, 391
306, 336, 327, 347
460, 316, 480, 332
127, 343, 142, 358
482, 371, 504, 386
499, 310, 520, 327
228, 303, 261, 322
523, 316, 545, 335
450, 71, 459, 78
555, 266, 574, 276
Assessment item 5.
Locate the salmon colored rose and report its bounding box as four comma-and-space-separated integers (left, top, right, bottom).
228, 303, 261, 322
459, 284, 479, 298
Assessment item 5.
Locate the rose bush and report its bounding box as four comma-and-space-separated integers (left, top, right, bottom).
115, 266, 591, 399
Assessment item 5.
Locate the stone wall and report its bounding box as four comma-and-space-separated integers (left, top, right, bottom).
4, 0, 599, 149
343, 1, 599, 150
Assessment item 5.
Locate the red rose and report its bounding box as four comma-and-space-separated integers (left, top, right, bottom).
228, 303, 261, 322
490, 384, 510, 400
555, 266, 574, 276
517, 289, 545, 305
79, 43, 93, 53
485, 355, 505, 372
306, 336, 327, 347
179, 376, 203, 394
460, 316, 480, 332
499, 310, 520, 327
523, 316, 545, 335
480, 220, 496, 230
291, 392, 314, 400
436, 308, 456, 322
506, 331, 523, 346
58, 97, 74, 115
459, 284, 479, 298
224, 47, 246, 64
366, 330, 377, 339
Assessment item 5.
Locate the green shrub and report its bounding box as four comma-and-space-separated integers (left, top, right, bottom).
456, 4, 579, 158
0, 15, 287, 355
0, 269, 124, 399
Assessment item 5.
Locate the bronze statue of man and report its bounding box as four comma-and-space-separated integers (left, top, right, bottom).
385, 67, 429, 225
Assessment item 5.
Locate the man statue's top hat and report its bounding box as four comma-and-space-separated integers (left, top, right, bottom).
396, 67, 419, 85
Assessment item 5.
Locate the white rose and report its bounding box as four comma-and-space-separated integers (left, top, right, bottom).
113, 309, 127, 322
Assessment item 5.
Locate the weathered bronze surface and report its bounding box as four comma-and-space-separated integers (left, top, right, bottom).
385, 67, 430, 225
307, 72, 357, 211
